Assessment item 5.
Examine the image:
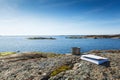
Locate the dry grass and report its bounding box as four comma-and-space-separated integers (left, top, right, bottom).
0, 52, 16, 56
0, 52, 62, 61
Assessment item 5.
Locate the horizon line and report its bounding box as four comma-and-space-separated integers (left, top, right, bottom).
0, 34, 120, 36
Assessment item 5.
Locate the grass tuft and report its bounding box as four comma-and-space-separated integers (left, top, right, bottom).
0, 52, 16, 56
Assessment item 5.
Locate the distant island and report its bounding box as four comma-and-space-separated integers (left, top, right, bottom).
66, 34, 120, 39
27, 37, 56, 40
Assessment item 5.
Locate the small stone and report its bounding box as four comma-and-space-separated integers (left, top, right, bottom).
73, 63, 81, 70
42, 73, 47, 76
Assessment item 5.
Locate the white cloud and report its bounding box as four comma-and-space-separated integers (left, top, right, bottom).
0, 15, 119, 35
0, 0, 119, 35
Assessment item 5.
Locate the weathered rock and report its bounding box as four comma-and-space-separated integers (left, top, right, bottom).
0, 53, 80, 80
0, 50, 120, 80
50, 50, 120, 80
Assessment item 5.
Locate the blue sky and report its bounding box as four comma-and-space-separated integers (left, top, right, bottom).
0, 0, 120, 35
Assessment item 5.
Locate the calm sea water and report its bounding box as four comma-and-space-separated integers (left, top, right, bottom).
0, 36, 120, 54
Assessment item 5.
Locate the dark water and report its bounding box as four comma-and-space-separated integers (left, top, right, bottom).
0, 36, 120, 54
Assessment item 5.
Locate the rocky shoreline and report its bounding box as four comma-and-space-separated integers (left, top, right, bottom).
66, 34, 120, 39
27, 37, 56, 40
0, 50, 120, 80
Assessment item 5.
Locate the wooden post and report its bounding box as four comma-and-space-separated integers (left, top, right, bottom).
72, 47, 80, 55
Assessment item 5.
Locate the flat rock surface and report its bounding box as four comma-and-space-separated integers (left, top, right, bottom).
50, 50, 120, 80
0, 53, 80, 80
0, 50, 120, 80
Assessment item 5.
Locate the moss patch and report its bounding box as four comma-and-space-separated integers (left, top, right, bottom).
0, 52, 16, 56
50, 65, 71, 77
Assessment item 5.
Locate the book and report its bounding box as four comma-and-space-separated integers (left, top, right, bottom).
81, 54, 109, 65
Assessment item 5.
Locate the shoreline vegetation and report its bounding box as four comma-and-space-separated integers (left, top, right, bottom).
0, 50, 120, 80
66, 34, 120, 39
27, 37, 56, 40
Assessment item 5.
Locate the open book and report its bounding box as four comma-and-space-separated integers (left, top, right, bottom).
81, 54, 109, 65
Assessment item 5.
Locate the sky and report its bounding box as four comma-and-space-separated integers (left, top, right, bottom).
0, 0, 120, 35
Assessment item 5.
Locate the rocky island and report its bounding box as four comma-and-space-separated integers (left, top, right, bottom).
66, 34, 120, 39
0, 50, 120, 80
27, 37, 56, 40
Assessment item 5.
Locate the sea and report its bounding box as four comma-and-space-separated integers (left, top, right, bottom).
0, 36, 120, 54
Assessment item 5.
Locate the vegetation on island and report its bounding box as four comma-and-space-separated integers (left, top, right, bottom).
66, 34, 120, 39
27, 37, 56, 40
